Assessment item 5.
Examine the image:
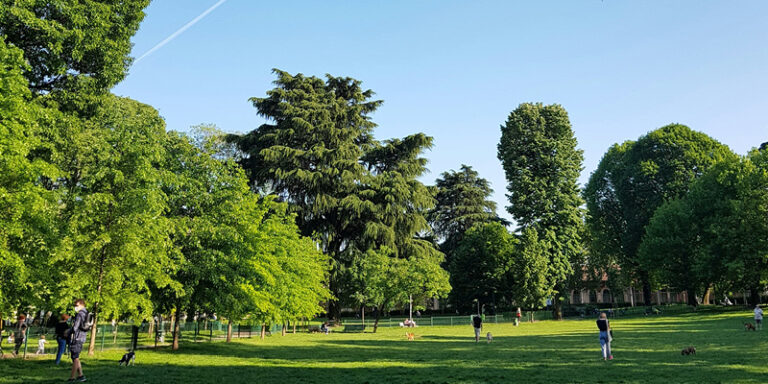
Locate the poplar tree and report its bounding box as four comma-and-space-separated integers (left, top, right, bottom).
497, 103, 585, 319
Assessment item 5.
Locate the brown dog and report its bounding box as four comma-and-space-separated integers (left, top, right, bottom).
681, 346, 696, 355
406, 332, 415, 341
744, 322, 756, 331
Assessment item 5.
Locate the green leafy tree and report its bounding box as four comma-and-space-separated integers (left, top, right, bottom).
638, 198, 703, 306
0, 0, 149, 93
0, 37, 59, 317
511, 228, 550, 319
448, 222, 516, 313
497, 103, 585, 319
430, 165, 504, 264
49, 95, 176, 355
350, 246, 449, 332
585, 124, 734, 306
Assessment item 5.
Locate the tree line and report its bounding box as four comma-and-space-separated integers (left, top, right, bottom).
2, 3, 767, 357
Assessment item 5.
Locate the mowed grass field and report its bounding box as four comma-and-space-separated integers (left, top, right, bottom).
1, 310, 767, 384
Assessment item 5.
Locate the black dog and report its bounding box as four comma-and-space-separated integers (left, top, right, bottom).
118, 351, 135, 366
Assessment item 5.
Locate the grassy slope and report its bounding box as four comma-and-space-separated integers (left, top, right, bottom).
1, 310, 766, 384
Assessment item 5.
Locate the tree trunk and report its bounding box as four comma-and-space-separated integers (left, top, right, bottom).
641, 274, 652, 307
226, 321, 232, 343
260, 324, 266, 340
87, 252, 106, 356
293, 321, 297, 334
703, 287, 713, 305
686, 289, 698, 307
281, 322, 286, 336
172, 309, 181, 350
373, 305, 384, 333
750, 288, 760, 307
552, 291, 563, 320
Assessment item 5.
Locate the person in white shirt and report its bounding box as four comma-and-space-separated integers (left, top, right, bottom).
35, 335, 47, 355
754, 305, 763, 330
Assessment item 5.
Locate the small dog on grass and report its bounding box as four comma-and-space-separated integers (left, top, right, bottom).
406, 332, 415, 341
118, 351, 135, 366
744, 322, 756, 331
681, 346, 696, 356
486, 332, 493, 343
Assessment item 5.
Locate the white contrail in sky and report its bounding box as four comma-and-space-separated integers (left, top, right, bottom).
134, 0, 228, 64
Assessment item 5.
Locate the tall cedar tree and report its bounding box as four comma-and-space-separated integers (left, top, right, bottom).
430, 165, 503, 264
232, 70, 448, 320
497, 103, 584, 320
584, 124, 734, 306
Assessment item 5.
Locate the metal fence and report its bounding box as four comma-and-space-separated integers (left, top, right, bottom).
0, 303, 695, 357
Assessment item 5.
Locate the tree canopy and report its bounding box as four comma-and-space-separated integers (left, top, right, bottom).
497, 103, 585, 319
584, 124, 735, 305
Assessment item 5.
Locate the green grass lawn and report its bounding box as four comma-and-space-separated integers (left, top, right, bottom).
2, 309, 767, 383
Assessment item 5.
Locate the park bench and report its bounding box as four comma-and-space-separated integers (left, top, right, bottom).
342, 324, 365, 333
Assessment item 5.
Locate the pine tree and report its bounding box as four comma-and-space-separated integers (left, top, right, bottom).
430, 165, 504, 264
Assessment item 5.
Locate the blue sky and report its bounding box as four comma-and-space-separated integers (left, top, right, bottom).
113, 1, 768, 222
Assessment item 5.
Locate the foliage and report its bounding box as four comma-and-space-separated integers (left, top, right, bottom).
497, 103, 585, 318
429, 164, 503, 264
448, 222, 516, 313
232, 70, 449, 320
0, 0, 149, 93
0, 37, 59, 315
350, 246, 450, 332
511, 228, 550, 310
641, 152, 768, 306
585, 124, 735, 305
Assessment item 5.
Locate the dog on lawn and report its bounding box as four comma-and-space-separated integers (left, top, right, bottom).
486, 332, 493, 343
118, 351, 136, 366
681, 346, 696, 356
406, 332, 415, 341
744, 322, 756, 331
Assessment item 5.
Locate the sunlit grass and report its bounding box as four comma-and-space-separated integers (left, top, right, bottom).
1, 309, 766, 383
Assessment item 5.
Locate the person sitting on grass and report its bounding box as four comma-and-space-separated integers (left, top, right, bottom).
320, 322, 329, 334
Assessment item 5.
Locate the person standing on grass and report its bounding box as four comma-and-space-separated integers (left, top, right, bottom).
69, 299, 89, 382
472, 315, 483, 343
755, 305, 763, 330
12, 314, 27, 357
596, 312, 613, 361
36, 335, 47, 355
55, 314, 70, 365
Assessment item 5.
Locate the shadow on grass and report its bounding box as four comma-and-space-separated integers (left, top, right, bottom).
2, 312, 766, 384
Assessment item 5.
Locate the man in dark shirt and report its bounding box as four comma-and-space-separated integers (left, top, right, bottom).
69, 299, 88, 382
472, 315, 483, 343
12, 315, 27, 356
